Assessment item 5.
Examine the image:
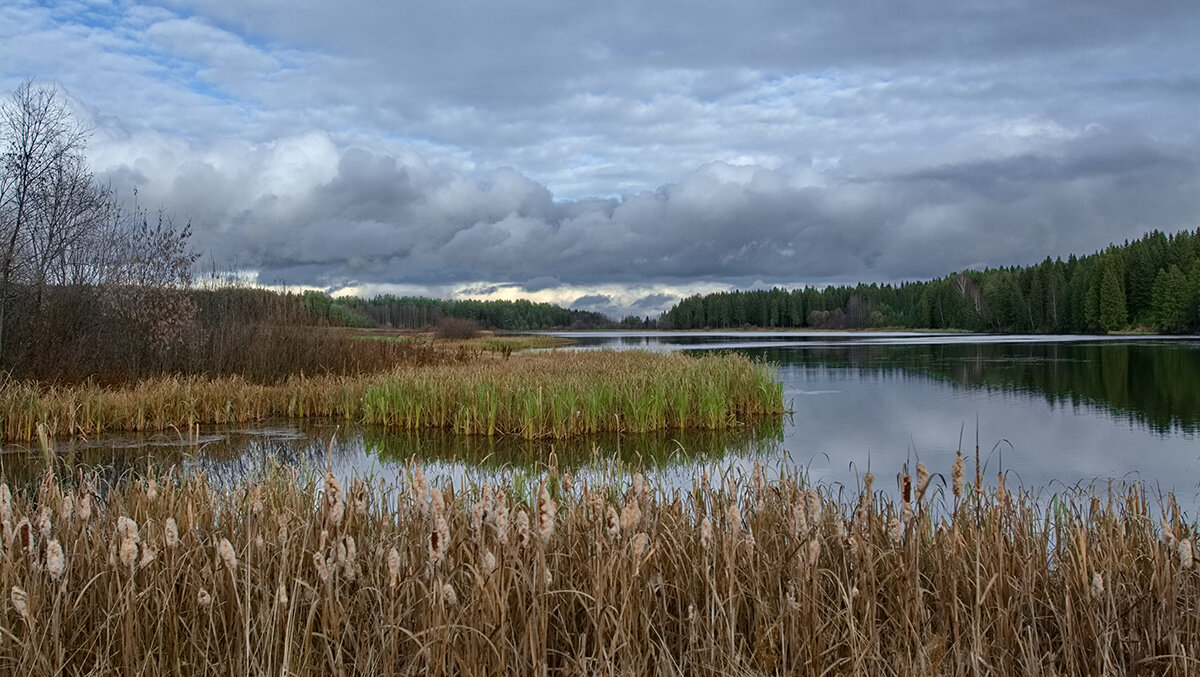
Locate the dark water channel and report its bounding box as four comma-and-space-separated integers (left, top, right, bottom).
7, 332, 1200, 509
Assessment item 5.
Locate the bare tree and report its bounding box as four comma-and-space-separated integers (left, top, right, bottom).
0, 81, 90, 358
0, 81, 198, 378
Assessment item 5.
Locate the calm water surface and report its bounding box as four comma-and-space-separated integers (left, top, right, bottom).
8, 332, 1200, 508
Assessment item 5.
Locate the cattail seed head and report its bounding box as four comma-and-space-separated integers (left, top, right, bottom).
492, 490, 510, 546
916, 462, 931, 502
481, 549, 496, 576
536, 484, 556, 544
217, 538, 237, 573
11, 586, 29, 621
139, 544, 157, 568
197, 588, 212, 608
387, 547, 401, 589
806, 489, 822, 526
752, 459, 764, 498
952, 452, 965, 500
726, 503, 741, 535
429, 515, 450, 567
36, 507, 52, 540
323, 472, 345, 526
515, 509, 530, 547
116, 516, 139, 569
277, 584, 289, 607
314, 552, 330, 582
146, 478, 158, 503
442, 582, 457, 606
0, 484, 10, 523
632, 532, 650, 561
412, 468, 429, 512
1090, 571, 1105, 600
606, 507, 621, 540
700, 517, 713, 550
807, 537, 821, 568
45, 540, 64, 580
620, 498, 641, 533
1180, 538, 1194, 570
888, 515, 904, 547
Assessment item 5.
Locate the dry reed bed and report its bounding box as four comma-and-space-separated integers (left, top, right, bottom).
0, 351, 783, 442
0, 457, 1196, 675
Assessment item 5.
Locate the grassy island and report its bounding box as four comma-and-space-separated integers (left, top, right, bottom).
0, 351, 783, 442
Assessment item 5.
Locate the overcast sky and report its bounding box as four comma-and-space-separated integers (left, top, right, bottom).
3, 0, 1199, 317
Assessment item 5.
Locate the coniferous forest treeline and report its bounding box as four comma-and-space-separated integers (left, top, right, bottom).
658, 229, 1200, 334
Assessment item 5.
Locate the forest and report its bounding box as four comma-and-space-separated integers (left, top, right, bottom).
659, 229, 1200, 334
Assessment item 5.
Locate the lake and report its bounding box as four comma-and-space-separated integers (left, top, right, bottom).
8, 332, 1200, 508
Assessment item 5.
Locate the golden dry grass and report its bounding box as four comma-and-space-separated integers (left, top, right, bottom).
0, 455, 1196, 675
0, 350, 783, 442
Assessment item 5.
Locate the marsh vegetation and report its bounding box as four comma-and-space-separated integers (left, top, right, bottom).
0, 454, 1195, 674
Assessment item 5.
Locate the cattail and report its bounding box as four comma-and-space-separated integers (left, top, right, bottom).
442, 582, 457, 606
752, 459, 764, 498
78, 489, 92, 523
888, 514, 903, 547
197, 588, 212, 608
250, 486, 263, 519
430, 515, 450, 567
60, 494, 73, 523
1163, 518, 1178, 549
146, 478, 158, 503
1179, 538, 1194, 570
620, 498, 641, 533
633, 472, 647, 506
1090, 571, 1105, 600
472, 491, 489, 545
0, 484, 10, 523
700, 517, 713, 550
430, 488, 445, 522
952, 452, 965, 501
16, 518, 32, 555
324, 472, 345, 526
537, 484, 556, 544
807, 537, 821, 568
515, 510, 530, 547
726, 503, 741, 535
387, 547, 401, 589
560, 470, 573, 494
901, 500, 913, 527
632, 532, 650, 560
492, 490, 510, 546
863, 473, 874, 509
996, 472, 1008, 510
412, 468, 429, 512
217, 538, 237, 573
116, 516, 139, 569
277, 584, 289, 607
139, 544, 157, 568
481, 549, 497, 576
606, 507, 621, 540
36, 507, 52, 540
791, 502, 808, 539
254, 534, 265, 551
745, 533, 756, 557
313, 552, 331, 582
45, 540, 65, 580
806, 489, 822, 526
341, 535, 357, 580
916, 461, 931, 502
11, 586, 29, 621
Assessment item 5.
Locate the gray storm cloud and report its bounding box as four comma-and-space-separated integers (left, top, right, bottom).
97, 129, 1200, 293
7, 0, 1200, 313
